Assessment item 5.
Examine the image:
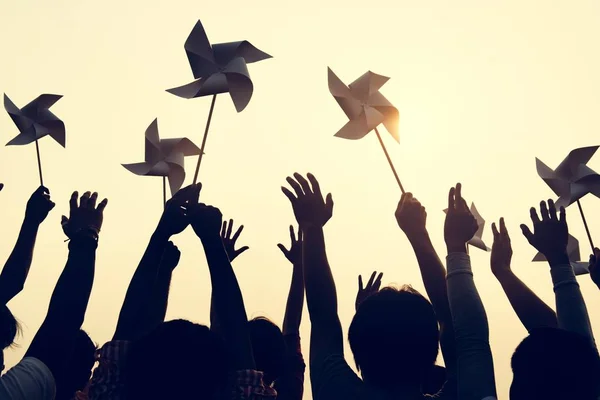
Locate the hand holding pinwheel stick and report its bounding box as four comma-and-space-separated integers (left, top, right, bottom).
328, 68, 403, 192
4, 93, 66, 186
122, 118, 201, 207
167, 20, 272, 183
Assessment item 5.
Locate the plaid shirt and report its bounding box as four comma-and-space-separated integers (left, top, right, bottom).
87, 341, 131, 400
230, 370, 278, 400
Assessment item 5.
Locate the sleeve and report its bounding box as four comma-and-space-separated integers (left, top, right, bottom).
230, 370, 278, 400
310, 353, 366, 400
550, 264, 596, 344
273, 334, 306, 400
0, 357, 56, 400
446, 253, 497, 400
87, 340, 131, 400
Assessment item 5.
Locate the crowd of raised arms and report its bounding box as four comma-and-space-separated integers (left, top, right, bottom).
0, 176, 598, 400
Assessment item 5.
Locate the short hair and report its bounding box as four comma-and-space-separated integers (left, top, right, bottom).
249, 317, 286, 386
56, 329, 97, 400
348, 286, 439, 388
0, 305, 19, 349
511, 328, 600, 400
124, 319, 227, 400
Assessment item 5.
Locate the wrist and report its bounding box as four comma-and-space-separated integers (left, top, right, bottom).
152, 228, 171, 242
446, 243, 467, 254
546, 252, 570, 267
407, 230, 432, 248
23, 214, 41, 228
493, 268, 514, 281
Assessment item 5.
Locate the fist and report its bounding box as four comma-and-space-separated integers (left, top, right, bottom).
188, 203, 223, 239
395, 192, 427, 238
25, 186, 55, 224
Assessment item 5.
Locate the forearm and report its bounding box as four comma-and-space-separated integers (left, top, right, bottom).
202, 233, 254, 369
550, 262, 595, 344
140, 266, 173, 334
0, 218, 40, 304
495, 270, 557, 331
113, 229, 169, 340
407, 232, 455, 368
282, 262, 305, 335
303, 227, 337, 323
446, 252, 496, 400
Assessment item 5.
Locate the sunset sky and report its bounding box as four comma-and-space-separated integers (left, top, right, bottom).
2, 1, 600, 397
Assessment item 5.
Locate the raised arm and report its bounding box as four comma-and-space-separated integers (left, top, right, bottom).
26, 191, 107, 387
281, 173, 341, 388
278, 225, 304, 336
491, 218, 557, 331
520, 200, 595, 343
210, 218, 249, 332
189, 203, 254, 370
444, 184, 496, 400
590, 248, 600, 291
113, 184, 200, 341
0, 186, 55, 305
137, 241, 181, 335
395, 192, 457, 372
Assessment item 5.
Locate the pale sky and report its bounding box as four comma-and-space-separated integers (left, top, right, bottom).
2, 1, 600, 398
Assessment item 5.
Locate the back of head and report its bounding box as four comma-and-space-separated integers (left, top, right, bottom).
248, 317, 285, 386
511, 328, 600, 400
0, 305, 19, 372
348, 286, 439, 389
125, 319, 227, 400
56, 329, 96, 400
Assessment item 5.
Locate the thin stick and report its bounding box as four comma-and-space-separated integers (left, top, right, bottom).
577, 199, 595, 252
193, 94, 217, 184
35, 139, 44, 187
163, 176, 167, 209
374, 127, 405, 193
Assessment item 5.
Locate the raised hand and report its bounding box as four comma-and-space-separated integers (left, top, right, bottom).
156, 183, 202, 238
491, 218, 513, 278
395, 192, 427, 238
589, 248, 600, 289
277, 225, 302, 264
220, 219, 249, 262
444, 183, 478, 254
188, 203, 223, 240
161, 241, 181, 271
282, 173, 333, 230
25, 186, 55, 224
355, 271, 383, 311
520, 200, 568, 264
0, 183, 3, 192
61, 191, 108, 239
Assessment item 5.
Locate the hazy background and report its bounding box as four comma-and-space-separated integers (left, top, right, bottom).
2, 1, 600, 398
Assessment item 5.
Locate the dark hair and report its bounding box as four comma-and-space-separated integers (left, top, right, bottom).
0, 305, 19, 349
124, 319, 227, 400
248, 317, 286, 386
348, 286, 439, 389
56, 329, 97, 400
510, 328, 600, 400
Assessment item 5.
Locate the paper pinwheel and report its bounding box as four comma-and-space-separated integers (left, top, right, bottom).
122, 119, 201, 198
536, 146, 600, 209
167, 20, 272, 112
536, 146, 600, 252
533, 234, 590, 275
443, 203, 489, 252
327, 67, 403, 192
4, 93, 66, 186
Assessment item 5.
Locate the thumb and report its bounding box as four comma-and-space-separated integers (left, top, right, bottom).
326, 193, 334, 210
277, 243, 289, 257
520, 224, 534, 244
61, 215, 68, 225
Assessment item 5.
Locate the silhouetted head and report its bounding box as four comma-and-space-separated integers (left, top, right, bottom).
0, 305, 19, 371
125, 319, 227, 400
55, 329, 96, 400
510, 328, 600, 400
348, 286, 439, 390
248, 317, 286, 386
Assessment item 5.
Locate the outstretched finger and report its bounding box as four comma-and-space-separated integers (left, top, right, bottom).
236, 246, 249, 257
80, 192, 91, 208
358, 275, 364, 291
294, 173, 312, 195
286, 177, 304, 198
297, 227, 303, 242
447, 187, 455, 212
277, 243, 290, 259
70, 191, 79, 212
221, 221, 227, 238
366, 271, 376, 288
520, 224, 534, 244
226, 219, 234, 239
97, 198, 108, 212
232, 225, 244, 242
289, 225, 295, 243
307, 173, 322, 198
281, 187, 297, 204
530, 207, 541, 224
540, 201, 549, 221
559, 206, 566, 224
89, 192, 98, 209
492, 222, 499, 240
548, 199, 557, 220
373, 272, 383, 291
